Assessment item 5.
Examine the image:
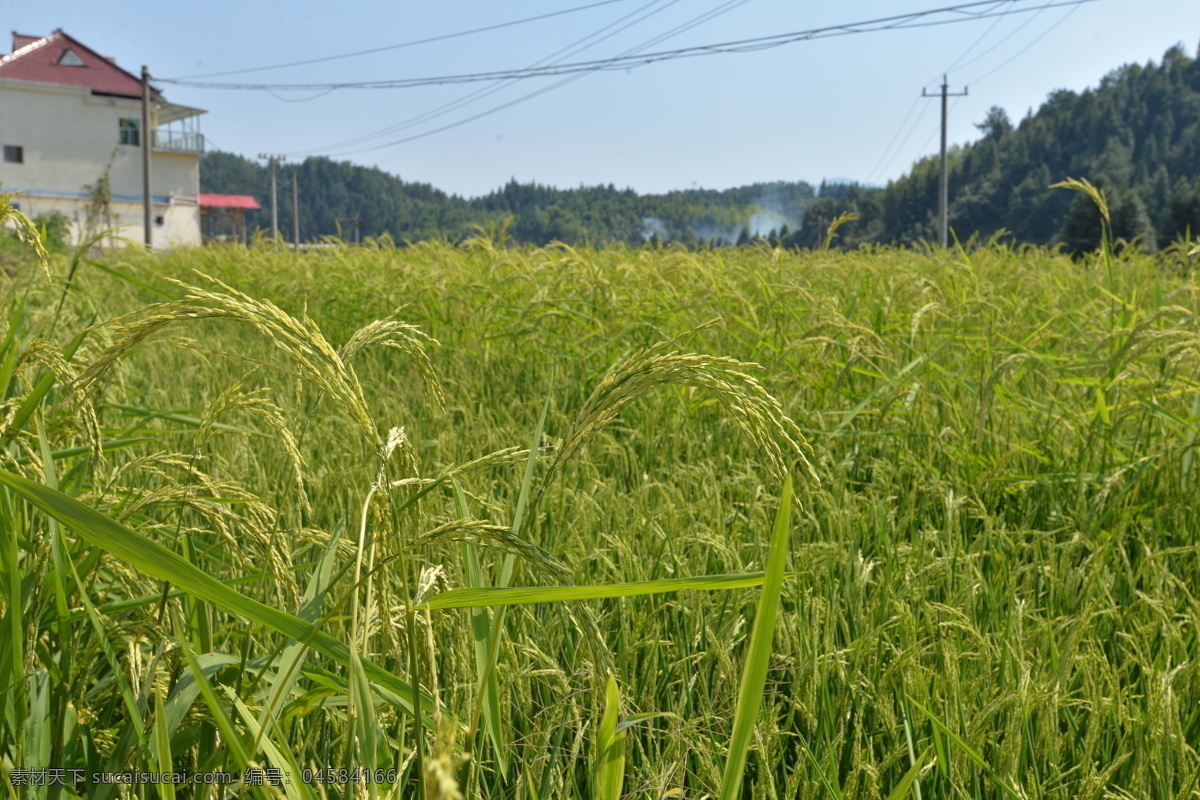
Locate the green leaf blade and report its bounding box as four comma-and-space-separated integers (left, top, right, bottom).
420, 572, 775, 610
719, 475, 794, 800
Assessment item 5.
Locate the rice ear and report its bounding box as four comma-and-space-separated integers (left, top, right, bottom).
69, 273, 443, 456
406, 518, 573, 583
538, 322, 818, 503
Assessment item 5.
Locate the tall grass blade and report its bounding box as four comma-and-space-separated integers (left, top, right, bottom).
463, 396, 552, 781
885, 747, 931, 800
453, 477, 507, 777
226, 689, 313, 800
153, 687, 177, 800
719, 475, 793, 800
1, 328, 88, 444
350, 650, 381, 780
420, 572, 778, 610
594, 672, 626, 800
63, 524, 155, 800
82, 258, 173, 299
178, 642, 257, 779
256, 532, 341, 748
163, 652, 243, 734
906, 694, 1022, 800
0, 485, 28, 750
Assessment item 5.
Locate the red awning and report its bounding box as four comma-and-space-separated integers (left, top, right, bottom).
199, 193, 261, 210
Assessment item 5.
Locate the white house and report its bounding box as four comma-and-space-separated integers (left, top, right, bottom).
0, 29, 205, 246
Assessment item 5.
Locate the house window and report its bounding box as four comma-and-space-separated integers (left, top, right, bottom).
3, 145, 23, 163
119, 118, 140, 146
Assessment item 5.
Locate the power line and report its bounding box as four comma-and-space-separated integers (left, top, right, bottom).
612, 0, 752, 54
904, 2, 1079, 162
166, 0, 639, 80
949, 2, 1049, 73
288, 0, 685, 154
312, 0, 754, 158
964, 2, 1082, 85
865, 98, 924, 184
285, 0, 744, 159
159, 0, 1101, 92
865, 18, 994, 186
941, 3, 1011, 74
913, 98, 963, 158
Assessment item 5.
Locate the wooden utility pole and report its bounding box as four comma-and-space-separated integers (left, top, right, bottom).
922, 75, 968, 247
141, 66, 153, 248
258, 153, 285, 240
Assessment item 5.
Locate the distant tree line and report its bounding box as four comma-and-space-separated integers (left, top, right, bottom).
199, 153, 816, 246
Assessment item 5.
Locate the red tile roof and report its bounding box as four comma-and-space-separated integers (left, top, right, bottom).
11, 33, 41, 51
0, 29, 155, 99
199, 194, 262, 210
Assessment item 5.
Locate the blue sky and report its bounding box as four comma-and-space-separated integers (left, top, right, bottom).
8, 1, 1199, 197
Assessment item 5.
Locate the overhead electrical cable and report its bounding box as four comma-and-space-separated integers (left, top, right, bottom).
287, 0, 686, 154
940, 3, 1011, 74
913, 96, 964, 159
865, 98, 924, 184
965, 2, 1082, 85
312, 0, 754, 157
870, 103, 934, 183
157, 0, 1101, 92
167, 0, 639, 79
948, 2, 1050, 73
609, 0, 752, 53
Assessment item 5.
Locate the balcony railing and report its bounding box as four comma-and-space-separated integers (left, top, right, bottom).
151, 131, 205, 154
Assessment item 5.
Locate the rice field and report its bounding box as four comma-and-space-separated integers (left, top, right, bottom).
2, 203, 1199, 799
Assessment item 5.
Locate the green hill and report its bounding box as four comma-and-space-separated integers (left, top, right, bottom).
200, 152, 816, 245
804, 42, 1200, 251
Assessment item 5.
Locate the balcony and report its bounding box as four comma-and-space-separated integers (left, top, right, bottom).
152, 130, 205, 154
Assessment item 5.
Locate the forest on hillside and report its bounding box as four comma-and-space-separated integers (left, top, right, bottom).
201, 42, 1200, 250
200, 152, 818, 246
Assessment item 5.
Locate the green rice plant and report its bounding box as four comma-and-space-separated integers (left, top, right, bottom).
592, 673, 625, 800
2, 212, 1199, 799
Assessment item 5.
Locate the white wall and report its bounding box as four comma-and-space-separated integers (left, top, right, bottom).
0, 77, 202, 246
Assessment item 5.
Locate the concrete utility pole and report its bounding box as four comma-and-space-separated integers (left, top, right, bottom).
141, 66, 153, 248
922, 75, 968, 247
258, 153, 286, 240
291, 170, 299, 250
